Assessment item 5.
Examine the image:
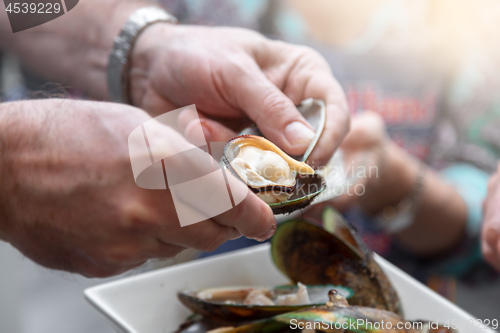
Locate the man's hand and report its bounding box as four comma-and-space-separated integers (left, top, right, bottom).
2, 0, 349, 166
482, 167, 500, 271
0, 99, 276, 277
130, 24, 349, 167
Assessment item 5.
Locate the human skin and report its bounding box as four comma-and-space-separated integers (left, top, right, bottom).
328, 112, 467, 256
0, 99, 276, 277
0, 0, 349, 167
482, 168, 500, 271
129, 23, 349, 166
0, 1, 349, 276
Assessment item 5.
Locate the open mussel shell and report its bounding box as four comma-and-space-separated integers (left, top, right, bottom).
270, 207, 402, 315
222, 135, 326, 214
268, 174, 326, 215
239, 98, 326, 163
176, 314, 457, 333
181, 290, 452, 333
177, 284, 347, 323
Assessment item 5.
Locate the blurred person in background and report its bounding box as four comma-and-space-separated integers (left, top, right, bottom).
159, 0, 500, 313
153, 2, 500, 321
483, 168, 500, 272
162, 0, 500, 290
282, 0, 500, 319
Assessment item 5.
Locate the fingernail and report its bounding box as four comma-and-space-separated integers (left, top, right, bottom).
284, 121, 315, 151
254, 223, 277, 242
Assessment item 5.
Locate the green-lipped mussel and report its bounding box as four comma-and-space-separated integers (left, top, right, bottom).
177, 290, 456, 333
270, 207, 402, 315
176, 206, 457, 333
222, 135, 326, 214
178, 284, 352, 323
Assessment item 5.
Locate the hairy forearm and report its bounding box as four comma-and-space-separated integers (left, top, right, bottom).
0, 102, 19, 242
0, 99, 65, 242
361, 143, 467, 256
0, 0, 158, 99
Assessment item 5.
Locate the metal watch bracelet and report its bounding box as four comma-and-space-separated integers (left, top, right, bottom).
107, 7, 177, 104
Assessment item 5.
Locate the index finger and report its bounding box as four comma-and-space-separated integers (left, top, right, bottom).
299, 73, 349, 167
279, 48, 350, 167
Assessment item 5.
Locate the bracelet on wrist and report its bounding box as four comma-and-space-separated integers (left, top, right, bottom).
107, 6, 177, 104
374, 162, 426, 234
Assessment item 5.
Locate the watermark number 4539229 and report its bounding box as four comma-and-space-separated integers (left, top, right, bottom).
3, 0, 79, 33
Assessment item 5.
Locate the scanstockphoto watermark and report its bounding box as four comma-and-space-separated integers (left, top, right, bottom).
289, 318, 431, 331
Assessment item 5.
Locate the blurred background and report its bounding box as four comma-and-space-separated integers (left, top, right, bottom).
2, 0, 500, 331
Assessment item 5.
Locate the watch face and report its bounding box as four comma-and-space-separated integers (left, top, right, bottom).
4, 0, 80, 33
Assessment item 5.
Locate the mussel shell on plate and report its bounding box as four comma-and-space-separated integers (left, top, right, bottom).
212, 304, 413, 333
177, 284, 349, 323
270, 208, 402, 316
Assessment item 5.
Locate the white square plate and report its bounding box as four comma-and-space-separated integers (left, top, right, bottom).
85, 244, 497, 333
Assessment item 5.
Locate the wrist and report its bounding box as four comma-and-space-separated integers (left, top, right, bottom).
0, 103, 17, 242
359, 142, 418, 215
128, 22, 178, 107
0, 100, 55, 242
107, 7, 177, 104
87, 1, 160, 99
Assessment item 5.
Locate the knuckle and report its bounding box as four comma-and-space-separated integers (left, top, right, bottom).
222, 55, 255, 75
295, 45, 328, 66
298, 44, 319, 56
258, 93, 292, 121
119, 202, 159, 231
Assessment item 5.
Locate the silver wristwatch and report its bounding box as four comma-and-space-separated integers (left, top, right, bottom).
107, 7, 177, 104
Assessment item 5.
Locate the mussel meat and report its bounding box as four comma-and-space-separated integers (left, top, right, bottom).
222, 135, 325, 214
197, 290, 455, 333
177, 283, 351, 323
